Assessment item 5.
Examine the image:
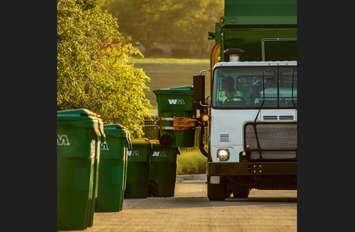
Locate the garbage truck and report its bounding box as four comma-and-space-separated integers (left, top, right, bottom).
192, 0, 298, 200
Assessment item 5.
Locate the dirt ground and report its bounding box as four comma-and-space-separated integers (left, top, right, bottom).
73, 178, 297, 232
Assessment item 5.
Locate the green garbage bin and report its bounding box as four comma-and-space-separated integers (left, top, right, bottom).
153, 86, 195, 148
125, 138, 151, 198
148, 140, 179, 197
154, 86, 194, 113
159, 111, 195, 148
57, 108, 104, 230
95, 124, 131, 212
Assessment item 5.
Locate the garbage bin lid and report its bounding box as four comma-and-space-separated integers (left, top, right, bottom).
57, 108, 105, 139
149, 139, 160, 145
131, 138, 151, 145
57, 108, 101, 119
104, 124, 131, 145
153, 86, 193, 95
149, 139, 180, 154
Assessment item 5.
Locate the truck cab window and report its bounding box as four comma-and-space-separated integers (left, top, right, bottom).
213, 66, 297, 109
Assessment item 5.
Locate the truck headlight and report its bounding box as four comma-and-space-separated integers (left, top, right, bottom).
217, 149, 230, 161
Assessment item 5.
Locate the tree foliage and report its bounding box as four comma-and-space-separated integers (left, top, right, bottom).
103, 0, 224, 57
57, 0, 151, 137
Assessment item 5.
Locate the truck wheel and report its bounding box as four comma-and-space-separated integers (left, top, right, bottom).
207, 180, 226, 201
233, 188, 250, 198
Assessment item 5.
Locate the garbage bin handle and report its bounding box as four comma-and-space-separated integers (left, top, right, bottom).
126, 137, 132, 150
125, 131, 132, 149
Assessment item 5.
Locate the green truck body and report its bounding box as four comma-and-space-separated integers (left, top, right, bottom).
209, 0, 297, 62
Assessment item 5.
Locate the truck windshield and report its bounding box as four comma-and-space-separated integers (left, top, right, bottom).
212, 66, 297, 109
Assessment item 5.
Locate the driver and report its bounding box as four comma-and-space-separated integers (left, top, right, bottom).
243, 83, 256, 104
221, 77, 243, 103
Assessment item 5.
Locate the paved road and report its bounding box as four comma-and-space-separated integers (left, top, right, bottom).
74, 177, 296, 232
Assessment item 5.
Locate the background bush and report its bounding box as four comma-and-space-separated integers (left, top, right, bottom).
57, 0, 152, 137
177, 148, 207, 175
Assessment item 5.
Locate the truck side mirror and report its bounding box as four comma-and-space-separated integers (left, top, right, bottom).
193, 74, 206, 112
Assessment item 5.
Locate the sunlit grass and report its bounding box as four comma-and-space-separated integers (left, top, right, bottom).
177, 148, 207, 175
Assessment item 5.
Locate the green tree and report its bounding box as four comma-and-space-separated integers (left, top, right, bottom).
57, 0, 151, 137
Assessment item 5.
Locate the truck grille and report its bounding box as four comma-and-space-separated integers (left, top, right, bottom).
220, 134, 230, 142
244, 122, 297, 160
263, 115, 278, 120
279, 115, 294, 120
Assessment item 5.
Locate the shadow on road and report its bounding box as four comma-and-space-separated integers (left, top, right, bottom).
124, 196, 297, 210
229, 197, 297, 203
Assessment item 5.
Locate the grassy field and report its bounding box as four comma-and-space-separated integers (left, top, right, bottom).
131, 57, 209, 64
134, 57, 209, 174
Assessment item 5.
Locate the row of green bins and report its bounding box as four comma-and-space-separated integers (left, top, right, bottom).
153, 86, 195, 148
148, 140, 179, 197
95, 124, 131, 212
57, 109, 105, 230
125, 138, 152, 198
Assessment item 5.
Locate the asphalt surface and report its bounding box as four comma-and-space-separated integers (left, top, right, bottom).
64, 175, 297, 232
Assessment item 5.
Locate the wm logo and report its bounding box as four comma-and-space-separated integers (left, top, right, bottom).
168, 99, 185, 105
101, 142, 110, 151
152, 151, 160, 157
57, 134, 70, 146
128, 150, 139, 157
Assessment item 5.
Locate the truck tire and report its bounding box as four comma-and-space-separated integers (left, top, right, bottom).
207, 180, 227, 201
233, 188, 250, 198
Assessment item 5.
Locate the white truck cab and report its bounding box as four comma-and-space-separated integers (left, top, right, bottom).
204, 61, 297, 200
210, 61, 297, 163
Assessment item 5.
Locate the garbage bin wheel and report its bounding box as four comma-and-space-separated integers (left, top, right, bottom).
148, 180, 159, 197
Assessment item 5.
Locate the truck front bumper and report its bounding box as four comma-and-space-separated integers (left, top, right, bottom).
208, 161, 297, 176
